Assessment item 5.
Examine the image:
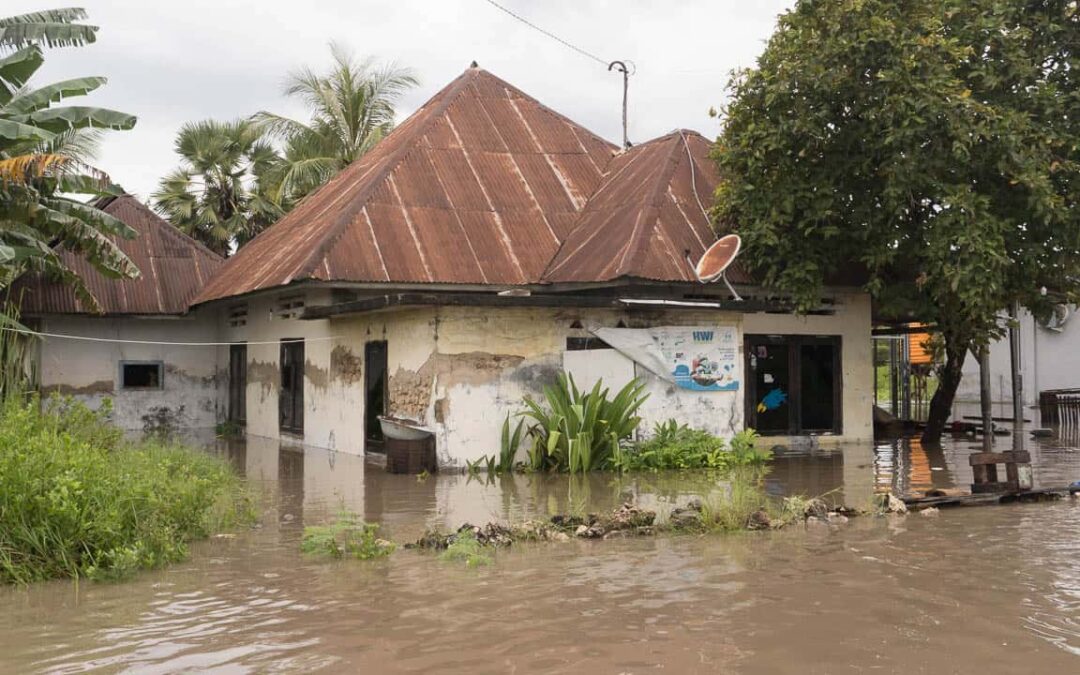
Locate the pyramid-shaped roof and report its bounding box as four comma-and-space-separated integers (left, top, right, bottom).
543, 130, 749, 284
194, 66, 618, 304
16, 195, 224, 315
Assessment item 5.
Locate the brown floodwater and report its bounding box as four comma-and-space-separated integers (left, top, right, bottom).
3, 431, 1080, 673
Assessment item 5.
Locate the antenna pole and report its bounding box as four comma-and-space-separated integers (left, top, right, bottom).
608, 60, 630, 149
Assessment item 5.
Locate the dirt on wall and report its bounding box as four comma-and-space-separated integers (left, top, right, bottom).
330, 345, 362, 384
46, 380, 113, 396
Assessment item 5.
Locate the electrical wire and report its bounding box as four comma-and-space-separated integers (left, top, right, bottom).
0, 326, 344, 347
679, 130, 710, 223
482, 0, 609, 66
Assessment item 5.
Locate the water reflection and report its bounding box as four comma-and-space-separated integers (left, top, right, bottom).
2, 432, 1080, 673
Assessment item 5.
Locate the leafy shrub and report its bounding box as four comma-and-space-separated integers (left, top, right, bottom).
470, 414, 527, 475
300, 511, 394, 560
613, 421, 771, 472
521, 373, 648, 473
0, 396, 252, 585
438, 529, 491, 567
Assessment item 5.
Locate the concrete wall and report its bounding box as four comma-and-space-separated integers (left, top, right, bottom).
957, 306, 1080, 409
743, 292, 875, 445
37, 311, 222, 431
230, 289, 874, 465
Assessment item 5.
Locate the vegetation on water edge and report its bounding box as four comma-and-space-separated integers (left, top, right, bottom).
300, 511, 394, 560
613, 423, 769, 472
0, 396, 253, 585
437, 528, 491, 568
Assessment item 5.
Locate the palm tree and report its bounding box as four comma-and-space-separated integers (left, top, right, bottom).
152, 119, 283, 256
255, 43, 418, 205
0, 9, 139, 312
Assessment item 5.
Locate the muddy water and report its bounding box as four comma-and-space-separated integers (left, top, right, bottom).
3, 435, 1080, 673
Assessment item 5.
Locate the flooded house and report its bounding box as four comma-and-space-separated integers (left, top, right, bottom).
18, 66, 874, 465
16, 195, 225, 431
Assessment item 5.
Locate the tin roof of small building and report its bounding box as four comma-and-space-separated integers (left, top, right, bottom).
14, 194, 224, 315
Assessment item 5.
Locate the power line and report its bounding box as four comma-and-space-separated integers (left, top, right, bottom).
0, 326, 345, 347
482, 0, 609, 67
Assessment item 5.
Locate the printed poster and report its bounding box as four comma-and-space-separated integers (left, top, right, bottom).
661, 326, 740, 391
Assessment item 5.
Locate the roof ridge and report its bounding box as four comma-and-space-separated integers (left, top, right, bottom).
614, 134, 688, 277
117, 196, 225, 262
286, 68, 483, 283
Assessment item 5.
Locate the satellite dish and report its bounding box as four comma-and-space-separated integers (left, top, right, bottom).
688, 234, 743, 301
1040, 304, 1072, 333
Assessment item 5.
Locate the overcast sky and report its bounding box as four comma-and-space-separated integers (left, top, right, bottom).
11, 1, 794, 201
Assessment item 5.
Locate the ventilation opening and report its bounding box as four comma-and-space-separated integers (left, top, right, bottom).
121, 362, 162, 389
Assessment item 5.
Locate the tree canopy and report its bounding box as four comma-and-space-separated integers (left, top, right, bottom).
713, 0, 1080, 441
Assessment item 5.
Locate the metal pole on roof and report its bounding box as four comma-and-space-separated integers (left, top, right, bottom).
608, 60, 630, 149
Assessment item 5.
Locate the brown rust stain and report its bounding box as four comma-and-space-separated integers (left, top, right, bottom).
45, 380, 114, 396
247, 360, 279, 393
433, 397, 449, 423
434, 352, 525, 388
330, 345, 363, 384
305, 359, 329, 390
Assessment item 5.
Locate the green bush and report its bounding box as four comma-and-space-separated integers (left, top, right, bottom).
438, 529, 491, 567
300, 512, 394, 560
521, 373, 648, 473
0, 396, 252, 584
613, 422, 770, 472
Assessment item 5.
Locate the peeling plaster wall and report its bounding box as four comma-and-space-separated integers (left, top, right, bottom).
742, 291, 874, 443
227, 290, 873, 464
218, 288, 365, 453
37, 311, 222, 431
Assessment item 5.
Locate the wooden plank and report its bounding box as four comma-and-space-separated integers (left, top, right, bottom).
968, 451, 1031, 466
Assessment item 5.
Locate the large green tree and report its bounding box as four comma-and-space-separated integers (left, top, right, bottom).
254, 43, 417, 205
0, 8, 138, 310
714, 0, 1080, 443
152, 119, 282, 256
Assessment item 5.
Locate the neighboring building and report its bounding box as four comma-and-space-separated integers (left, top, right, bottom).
18, 66, 875, 464
956, 305, 1079, 415
15, 194, 225, 431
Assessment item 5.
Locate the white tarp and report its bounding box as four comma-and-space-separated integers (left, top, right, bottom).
592, 326, 740, 392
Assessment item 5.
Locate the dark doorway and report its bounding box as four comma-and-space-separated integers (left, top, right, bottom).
228, 343, 247, 425
280, 339, 304, 434
365, 340, 388, 451
745, 335, 842, 435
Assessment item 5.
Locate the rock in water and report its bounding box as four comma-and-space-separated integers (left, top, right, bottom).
747, 510, 772, 530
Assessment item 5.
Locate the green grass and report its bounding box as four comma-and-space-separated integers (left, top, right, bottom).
614, 424, 770, 472
438, 529, 491, 567
0, 396, 253, 584
300, 512, 394, 560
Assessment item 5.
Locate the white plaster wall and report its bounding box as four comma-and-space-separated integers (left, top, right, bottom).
217, 288, 366, 454
957, 307, 1079, 408
742, 291, 875, 443
37, 310, 222, 431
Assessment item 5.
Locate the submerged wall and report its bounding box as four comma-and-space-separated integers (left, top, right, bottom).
37, 312, 222, 431
227, 289, 874, 465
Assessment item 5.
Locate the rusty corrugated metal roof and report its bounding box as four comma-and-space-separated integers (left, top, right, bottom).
193, 66, 618, 304
14, 195, 225, 315
543, 130, 751, 284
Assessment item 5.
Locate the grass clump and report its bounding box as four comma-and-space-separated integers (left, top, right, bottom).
0, 396, 253, 585
438, 529, 491, 567
614, 422, 770, 472
300, 511, 394, 560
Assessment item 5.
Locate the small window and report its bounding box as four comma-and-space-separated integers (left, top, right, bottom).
566, 336, 612, 351
121, 362, 163, 389
228, 304, 248, 327
275, 295, 305, 320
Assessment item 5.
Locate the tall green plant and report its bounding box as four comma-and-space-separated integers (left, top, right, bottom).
522, 374, 648, 473
0, 8, 138, 309
0, 300, 38, 401
254, 43, 418, 205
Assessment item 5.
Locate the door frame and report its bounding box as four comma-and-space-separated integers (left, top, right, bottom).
228, 342, 247, 425
279, 338, 304, 434
744, 334, 843, 435
364, 340, 388, 449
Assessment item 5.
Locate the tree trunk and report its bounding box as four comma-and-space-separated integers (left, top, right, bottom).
922, 331, 969, 445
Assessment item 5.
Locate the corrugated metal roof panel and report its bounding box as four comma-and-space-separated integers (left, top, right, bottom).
193, 66, 617, 304
543, 131, 752, 285
14, 195, 224, 315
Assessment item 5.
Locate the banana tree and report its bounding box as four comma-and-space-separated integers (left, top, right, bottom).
0, 9, 139, 311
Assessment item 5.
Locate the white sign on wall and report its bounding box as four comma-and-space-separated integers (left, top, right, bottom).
591, 325, 740, 392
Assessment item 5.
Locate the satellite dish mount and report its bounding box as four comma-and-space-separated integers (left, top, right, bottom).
689, 234, 744, 302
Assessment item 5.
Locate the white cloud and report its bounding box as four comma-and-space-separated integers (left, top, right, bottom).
9, 0, 793, 200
